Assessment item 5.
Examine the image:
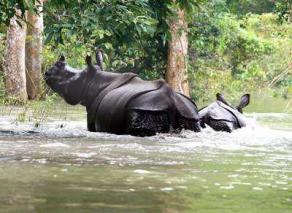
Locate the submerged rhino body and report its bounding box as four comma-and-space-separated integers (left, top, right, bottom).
199, 93, 250, 132
45, 54, 200, 136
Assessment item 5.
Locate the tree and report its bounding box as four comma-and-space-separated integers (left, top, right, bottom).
26, 0, 43, 100
1, 0, 44, 101
0, 0, 38, 25
2, 0, 209, 100
44, 0, 164, 76
3, 10, 27, 102
43, 0, 207, 96
165, 1, 190, 96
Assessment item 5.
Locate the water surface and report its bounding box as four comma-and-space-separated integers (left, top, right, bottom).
0, 112, 291, 213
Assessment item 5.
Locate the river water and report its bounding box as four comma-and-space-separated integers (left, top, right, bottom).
0, 110, 291, 212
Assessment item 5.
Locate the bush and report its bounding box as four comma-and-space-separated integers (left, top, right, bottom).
188, 13, 291, 102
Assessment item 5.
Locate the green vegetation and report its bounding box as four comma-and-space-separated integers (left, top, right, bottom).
189, 13, 292, 102
41, 13, 291, 103
0, 0, 291, 107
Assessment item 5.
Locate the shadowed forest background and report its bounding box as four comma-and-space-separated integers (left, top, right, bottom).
0, 0, 291, 109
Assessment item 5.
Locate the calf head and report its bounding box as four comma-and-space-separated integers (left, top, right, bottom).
199, 93, 250, 132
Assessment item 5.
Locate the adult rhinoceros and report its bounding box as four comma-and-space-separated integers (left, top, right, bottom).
44, 54, 200, 136
199, 93, 250, 132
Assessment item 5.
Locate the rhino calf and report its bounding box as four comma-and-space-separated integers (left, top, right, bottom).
44, 53, 200, 136
199, 93, 250, 132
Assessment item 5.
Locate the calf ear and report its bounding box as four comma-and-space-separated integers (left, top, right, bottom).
236, 94, 250, 113
85, 55, 93, 67
216, 93, 230, 106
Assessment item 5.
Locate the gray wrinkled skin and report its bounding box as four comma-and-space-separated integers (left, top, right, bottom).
45, 55, 201, 136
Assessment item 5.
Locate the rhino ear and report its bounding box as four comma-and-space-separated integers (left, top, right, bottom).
216, 93, 230, 106
56, 55, 65, 68
236, 94, 250, 113
85, 55, 92, 67
96, 47, 103, 71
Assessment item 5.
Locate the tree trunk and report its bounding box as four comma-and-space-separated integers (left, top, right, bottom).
165, 2, 190, 96
26, 0, 43, 100
3, 12, 27, 102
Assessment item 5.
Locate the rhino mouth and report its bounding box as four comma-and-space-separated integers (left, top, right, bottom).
43, 73, 65, 96
44, 75, 57, 88
44, 71, 58, 84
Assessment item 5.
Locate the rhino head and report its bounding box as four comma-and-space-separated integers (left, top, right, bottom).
199, 93, 250, 132
44, 55, 101, 105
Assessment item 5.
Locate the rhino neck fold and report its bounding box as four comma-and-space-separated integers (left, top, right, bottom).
64, 72, 90, 105
86, 73, 137, 118
77, 71, 134, 107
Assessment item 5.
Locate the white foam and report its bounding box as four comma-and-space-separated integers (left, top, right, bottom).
133, 169, 151, 174
0, 113, 291, 155
73, 152, 97, 158
161, 187, 174, 191
40, 143, 70, 148
252, 187, 263, 191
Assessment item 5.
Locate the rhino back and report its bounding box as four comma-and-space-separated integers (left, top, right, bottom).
127, 90, 171, 112
173, 93, 199, 121
96, 77, 164, 133
201, 102, 246, 128
86, 72, 136, 106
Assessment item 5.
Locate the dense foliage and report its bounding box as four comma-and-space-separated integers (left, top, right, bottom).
0, 0, 40, 25
189, 13, 291, 101
43, 0, 206, 79
44, 0, 166, 79
0, 0, 291, 103
275, 0, 292, 23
